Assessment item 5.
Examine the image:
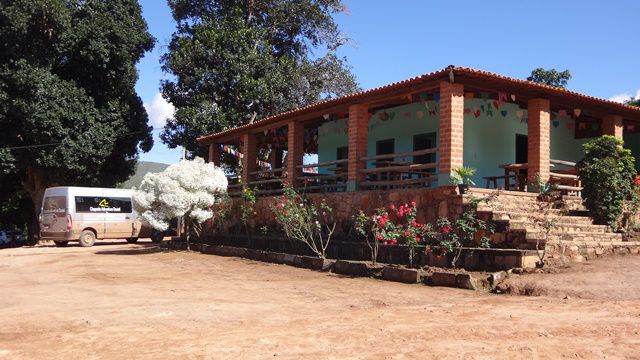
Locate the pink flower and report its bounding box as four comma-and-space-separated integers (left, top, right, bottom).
377, 235, 383, 241
425, 247, 431, 253
404, 231, 411, 236
436, 255, 441, 260
389, 204, 395, 210
276, 203, 283, 208
390, 239, 397, 245
415, 237, 421, 242
396, 212, 402, 217
411, 201, 416, 207
383, 241, 388, 246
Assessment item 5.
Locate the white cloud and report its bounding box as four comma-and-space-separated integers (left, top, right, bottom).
609, 89, 640, 103
144, 93, 175, 129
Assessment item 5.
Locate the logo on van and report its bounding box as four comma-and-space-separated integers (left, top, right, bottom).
99, 199, 110, 208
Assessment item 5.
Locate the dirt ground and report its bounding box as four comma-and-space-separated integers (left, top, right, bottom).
1, 242, 639, 360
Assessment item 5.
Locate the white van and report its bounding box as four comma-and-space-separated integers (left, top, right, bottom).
39, 187, 142, 247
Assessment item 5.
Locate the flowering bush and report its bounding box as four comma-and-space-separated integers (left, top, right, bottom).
355, 198, 494, 267
133, 157, 228, 245
269, 181, 335, 258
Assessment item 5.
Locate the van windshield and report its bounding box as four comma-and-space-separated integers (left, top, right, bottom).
43, 196, 67, 215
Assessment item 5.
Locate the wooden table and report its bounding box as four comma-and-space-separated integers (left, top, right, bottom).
499, 163, 529, 191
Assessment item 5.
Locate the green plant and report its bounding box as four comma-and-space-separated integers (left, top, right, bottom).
240, 186, 257, 243
527, 174, 565, 267
270, 182, 336, 259
578, 136, 639, 229
450, 167, 477, 186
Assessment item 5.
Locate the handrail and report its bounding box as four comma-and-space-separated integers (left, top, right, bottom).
296, 158, 348, 169
360, 147, 438, 161
249, 167, 286, 175
550, 159, 576, 167
360, 163, 438, 173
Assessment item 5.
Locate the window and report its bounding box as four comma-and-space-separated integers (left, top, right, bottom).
43, 197, 67, 215
515, 134, 528, 164
75, 196, 132, 213
376, 139, 395, 156
336, 146, 348, 169
413, 133, 437, 164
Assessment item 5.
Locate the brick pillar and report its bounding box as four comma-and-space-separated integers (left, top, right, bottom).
241, 133, 257, 187
438, 81, 464, 184
347, 104, 369, 191
208, 143, 221, 165
527, 98, 551, 184
287, 121, 304, 187
602, 115, 623, 139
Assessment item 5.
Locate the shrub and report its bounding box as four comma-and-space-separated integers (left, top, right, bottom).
133, 157, 228, 247
578, 136, 638, 229
269, 181, 335, 258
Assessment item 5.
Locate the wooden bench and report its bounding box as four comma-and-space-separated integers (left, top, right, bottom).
483, 175, 516, 189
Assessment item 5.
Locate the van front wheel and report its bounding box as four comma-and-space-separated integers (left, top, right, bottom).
126, 237, 138, 244
78, 230, 96, 247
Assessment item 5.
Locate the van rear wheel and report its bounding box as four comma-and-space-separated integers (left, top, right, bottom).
78, 230, 96, 247
54, 241, 68, 247
126, 237, 138, 244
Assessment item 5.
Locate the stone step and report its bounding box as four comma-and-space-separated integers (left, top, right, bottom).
526, 231, 623, 242
489, 211, 595, 225
509, 221, 610, 234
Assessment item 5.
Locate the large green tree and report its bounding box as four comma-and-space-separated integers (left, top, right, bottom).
0, 0, 154, 239
527, 68, 572, 88
160, 0, 360, 155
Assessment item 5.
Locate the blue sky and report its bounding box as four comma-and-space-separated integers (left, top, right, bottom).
135, 0, 640, 164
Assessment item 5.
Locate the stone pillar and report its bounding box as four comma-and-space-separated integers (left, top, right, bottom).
527, 98, 551, 184
287, 121, 304, 187
241, 133, 257, 187
438, 81, 464, 184
602, 115, 623, 139
347, 104, 369, 190
208, 143, 221, 165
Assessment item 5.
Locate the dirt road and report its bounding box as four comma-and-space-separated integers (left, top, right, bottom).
1, 242, 639, 359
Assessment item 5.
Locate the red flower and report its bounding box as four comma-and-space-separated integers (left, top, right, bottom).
411, 201, 416, 207
377, 235, 383, 241
404, 231, 411, 236
436, 255, 441, 260
425, 247, 431, 253
389, 204, 395, 210
396, 212, 402, 217
276, 203, 283, 208
442, 226, 451, 234
283, 179, 289, 185
390, 239, 397, 245
415, 237, 421, 242
434, 245, 440, 250
383, 241, 388, 246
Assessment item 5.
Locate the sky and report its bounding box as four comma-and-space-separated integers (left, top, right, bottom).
135, 0, 640, 164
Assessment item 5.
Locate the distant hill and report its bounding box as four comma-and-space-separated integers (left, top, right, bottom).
119, 161, 170, 189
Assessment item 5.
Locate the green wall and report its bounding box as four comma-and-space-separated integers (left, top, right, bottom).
317, 99, 597, 185
623, 132, 640, 170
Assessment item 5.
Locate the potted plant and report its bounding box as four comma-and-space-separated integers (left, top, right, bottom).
450, 167, 476, 194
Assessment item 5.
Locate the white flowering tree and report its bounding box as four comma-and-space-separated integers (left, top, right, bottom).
133, 157, 228, 246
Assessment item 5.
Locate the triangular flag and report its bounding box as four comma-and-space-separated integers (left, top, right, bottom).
493, 100, 500, 110
464, 108, 471, 115
416, 110, 424, 119
481, 92, 489, 101
465, 92, 474, 99
473, 108, 481, 118
552, 120, 560, 128
515, 110, 524, 119
404, 111, 412, 118
510, 94, 516, 101
558, 109, 568, 118
323, 114, 330, 120
498, 92, 507, 103
501, 110, 508, 117
566, 121, 574, 130
574, 109, 582, 117
578, 122, 586, 129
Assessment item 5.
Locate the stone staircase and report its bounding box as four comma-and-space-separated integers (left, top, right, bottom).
467, 188, 640, 262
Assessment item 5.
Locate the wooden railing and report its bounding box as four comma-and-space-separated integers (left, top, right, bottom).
226, 176, 242, 197
248, 167, 287, 196
549, 159, 582, 196
296, 159, 348, 193
359, 148, 438, 190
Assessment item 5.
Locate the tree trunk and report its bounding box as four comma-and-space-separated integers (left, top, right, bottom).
22, 167, 47, 243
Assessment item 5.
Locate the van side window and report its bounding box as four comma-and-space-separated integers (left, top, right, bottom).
43, 197, 67, 214
75, 196, 133, 213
